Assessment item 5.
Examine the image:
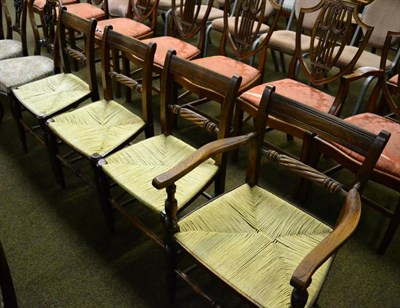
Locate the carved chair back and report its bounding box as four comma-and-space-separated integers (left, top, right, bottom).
1, 0, 28, 55
290, 0, 373, 86
161, 50, 242, 169
101, 25, 156, 136
219, 0, 282, 73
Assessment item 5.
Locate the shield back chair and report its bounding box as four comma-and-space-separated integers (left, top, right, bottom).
11, 6, 99, 153
96, 50, 242, 240
203, 0, 276, 57
266, 0, 321, 73
235, 0, 374, 159
29, 0, 77, 54
160, 0, 226, 37
45, 25, 156, 193
152, 84, 390, 307
308, 30, 400, 254
0, 0, 55, 124
191, 0, 282, 97
140, 0, 215, 79
0, 239, 18, 308
333, 0, 400, 115
95, 0, 160, 42
0, 0, 27, 60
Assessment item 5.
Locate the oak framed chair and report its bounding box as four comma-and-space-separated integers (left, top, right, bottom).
95, 50, 242, 241
332, 0, 400, 115
140, 0, 215, 81
152, 84, 390, 307
306, 30, 400, 254
10, 6, 99, 153
94, 0, 160, 42
191, 0, 282, 95
265, 0, 321, 73
234, 0, 374, 159
45, 25, 156, 194
0, 0, 26, 60
0, 0, 55, 124
203, 0, 277, 57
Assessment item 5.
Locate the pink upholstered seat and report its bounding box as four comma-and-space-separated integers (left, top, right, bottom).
142, 36, 201, 67
240, 79, 334, 113
33, 0, 77, 10
96, 18, 152, 40
388, 74, 399, 87
192, 56, 261, 91
340, 113, 400, 178
64, 3, 106, 20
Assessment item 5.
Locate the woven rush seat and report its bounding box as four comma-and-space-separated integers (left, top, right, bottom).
102, 134, 218, 213
0, 40, 23, 60
47, 100, 146, 158
174, 183, 332, 307
0, 56, 54, 93
12, 73, 91, 117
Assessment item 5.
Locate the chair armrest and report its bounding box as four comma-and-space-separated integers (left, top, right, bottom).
290, 187, 361, 290
343, 67, 383, 82
152, 132, 255, 189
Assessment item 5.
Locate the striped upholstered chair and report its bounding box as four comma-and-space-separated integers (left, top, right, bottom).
153, 85, 390, 307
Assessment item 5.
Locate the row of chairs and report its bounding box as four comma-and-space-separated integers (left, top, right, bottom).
0, 0, 399, 306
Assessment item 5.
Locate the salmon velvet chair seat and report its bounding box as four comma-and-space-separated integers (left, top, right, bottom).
141, 36, 201, 68
96, 18, 152, 40
240, 78, 334, 113
63, 2, 106, 20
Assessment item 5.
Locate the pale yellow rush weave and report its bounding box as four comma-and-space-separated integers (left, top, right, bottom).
13, 73, 91, 117
103, 134, 218, 213
176, 184, 333, 307
48, 100, 145, 157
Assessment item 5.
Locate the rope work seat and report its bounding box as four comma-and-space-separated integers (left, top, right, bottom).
0, 40, 23, 60
102, 134, 218, 213
47, 100, 146, 158
12, 73, 91, 117
175, 184, 332, 307
0, 56, 54, 93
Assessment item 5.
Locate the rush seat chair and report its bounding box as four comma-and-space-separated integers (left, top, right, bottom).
152, 84, 390, 307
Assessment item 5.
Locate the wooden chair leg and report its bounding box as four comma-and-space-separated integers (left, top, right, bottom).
47, 127, 66, 188
10, 96, 28, 153
0, 240, 18, 308
94, 157, 115, 234
378, 198, 400, 254
0, 102, 4, 123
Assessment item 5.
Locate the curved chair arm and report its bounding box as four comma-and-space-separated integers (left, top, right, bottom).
290, 187, 361, 291
152, 132, 255, 189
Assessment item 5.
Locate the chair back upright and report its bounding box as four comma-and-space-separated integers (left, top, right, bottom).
161, 50, 242, 172
221, 0, 282, 73
0, 0, 28, 55
291, 0, 373, 86
58, 5, 99, 101
101, 25, 157, 137
131, 0, 160, 32
167, 0, 214, 54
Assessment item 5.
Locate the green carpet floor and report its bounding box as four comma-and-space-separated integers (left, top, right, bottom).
1, 1, 399, 307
